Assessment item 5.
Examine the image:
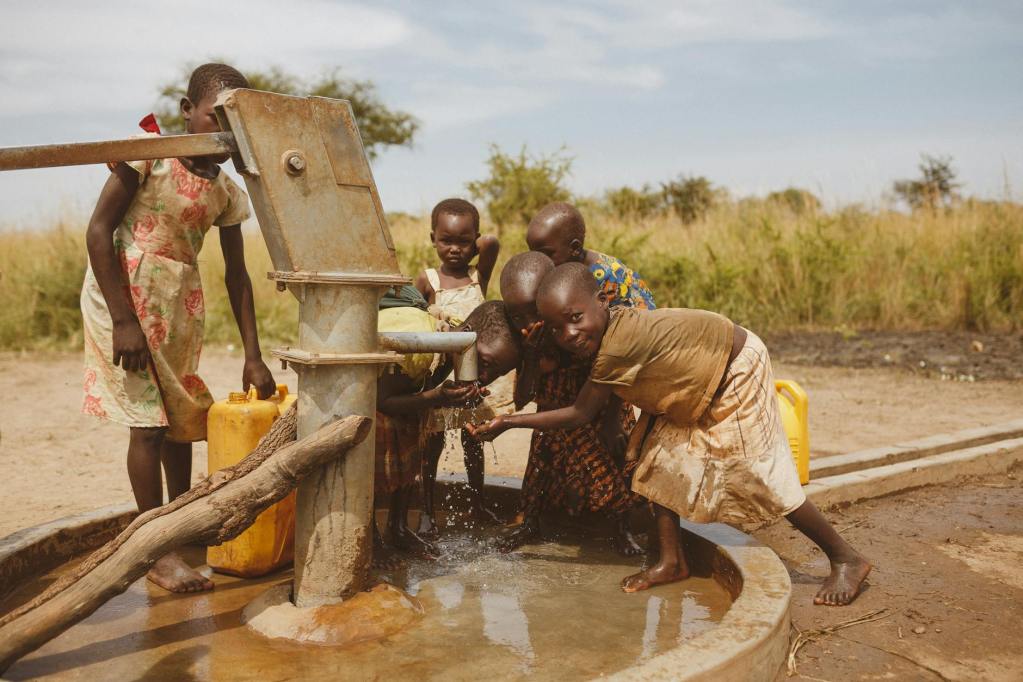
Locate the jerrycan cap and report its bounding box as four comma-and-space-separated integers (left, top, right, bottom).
228, 391, 250, 404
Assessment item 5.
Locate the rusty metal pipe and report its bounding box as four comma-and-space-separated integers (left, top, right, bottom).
378, 331, 478, 382
0, 132, 236, 171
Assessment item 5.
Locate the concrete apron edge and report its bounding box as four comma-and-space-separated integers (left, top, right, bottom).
0, 502, 136, 601
811, 418, 1023, 479
606, 522, 791, 682
807, 437, 1023, 509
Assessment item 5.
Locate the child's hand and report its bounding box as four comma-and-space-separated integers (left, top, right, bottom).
243, 359, 276, 399
521, 321, 546, 351
112, 319, 152, 372
436, 380, 485, 407
598, 418, 628, 462
465, 416, 508, 441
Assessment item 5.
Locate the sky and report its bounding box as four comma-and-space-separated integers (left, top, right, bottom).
1, 0, 1021, 226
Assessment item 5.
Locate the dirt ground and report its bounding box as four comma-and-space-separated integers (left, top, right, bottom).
764, 471, 1023, 681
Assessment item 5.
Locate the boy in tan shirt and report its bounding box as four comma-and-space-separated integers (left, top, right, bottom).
470, 263, 871, 606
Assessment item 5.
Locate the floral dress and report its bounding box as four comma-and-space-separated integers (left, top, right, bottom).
589, 251, 656, 310
80, 154, 250, 442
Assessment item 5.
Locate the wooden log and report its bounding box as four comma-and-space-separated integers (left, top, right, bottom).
0, 411, 371, 673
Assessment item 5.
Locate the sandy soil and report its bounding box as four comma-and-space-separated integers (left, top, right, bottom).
2, 348, 1023, 538
765, 471, 1023, 681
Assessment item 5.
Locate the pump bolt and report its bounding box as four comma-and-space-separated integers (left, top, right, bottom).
284, 151, 306, 175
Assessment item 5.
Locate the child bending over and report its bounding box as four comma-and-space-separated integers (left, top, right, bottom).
376, 300, 521, 563
471, 263, 871, 606
414, 199, 512, 532
499, 251, 642, 555
82, 63, 275, 593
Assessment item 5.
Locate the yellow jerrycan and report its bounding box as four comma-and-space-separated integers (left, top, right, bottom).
207, 384, 297, 577
775, 379, 810, 485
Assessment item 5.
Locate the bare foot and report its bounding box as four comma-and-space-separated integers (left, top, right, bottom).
146, 552, 214, 593
497, 519, 540, 553
621, 560, 690, 593
613, 520, 645, 557
417, 513, 440, 540
814, 554, 872, 606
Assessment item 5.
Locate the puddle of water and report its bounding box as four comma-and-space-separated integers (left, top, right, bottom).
5, 529, 731, 681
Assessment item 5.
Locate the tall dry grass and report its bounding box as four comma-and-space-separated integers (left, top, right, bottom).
1, 199, 1020, 351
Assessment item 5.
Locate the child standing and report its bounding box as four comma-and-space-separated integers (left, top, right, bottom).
414, 198, 509, 530
375, 300, 521, 564
471, 263, 872, 606
81, 64, 275, 593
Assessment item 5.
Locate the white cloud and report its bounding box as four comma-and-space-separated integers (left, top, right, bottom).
406, 82, 553, 130
0, 1, 412, 116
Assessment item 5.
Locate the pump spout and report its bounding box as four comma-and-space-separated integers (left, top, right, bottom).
377, 331, 478, 382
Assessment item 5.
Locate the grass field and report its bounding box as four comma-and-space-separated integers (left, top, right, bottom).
1, 199, 1020, 351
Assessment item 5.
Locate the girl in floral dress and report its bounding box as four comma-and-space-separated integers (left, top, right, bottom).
81, 64, 275, 593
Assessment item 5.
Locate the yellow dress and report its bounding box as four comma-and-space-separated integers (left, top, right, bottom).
80, 155, 250, 442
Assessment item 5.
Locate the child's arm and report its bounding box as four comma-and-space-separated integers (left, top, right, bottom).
475, 235, 500, 296
512, 321, 546, 409
219, 225, 276, 399
377, 371, 482, 416
414, 270, 435, 304
598, 394, 628, 460
86, 164, 148, 371
468, 380, 614, 440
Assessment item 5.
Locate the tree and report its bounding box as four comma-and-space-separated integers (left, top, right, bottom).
661, 175, 718, 224
155, 65, 417, 159
767, 188, 821, 215
893, 154, 961, 212
604, 184, 665, 219
466, 145, 572, 234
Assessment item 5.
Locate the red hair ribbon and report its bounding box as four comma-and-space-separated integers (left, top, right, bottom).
138, 113, 161, 134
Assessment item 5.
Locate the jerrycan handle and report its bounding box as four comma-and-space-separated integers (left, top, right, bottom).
775, 379, 808, 423
247, 384, 290, 401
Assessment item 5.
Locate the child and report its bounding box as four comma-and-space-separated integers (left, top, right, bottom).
470, 263, 872, 607
499, 252, 642, 555
81, 63, 275, 593
526, 201, 656, 309
414, 198, 509, 531
376, 300, 521, 563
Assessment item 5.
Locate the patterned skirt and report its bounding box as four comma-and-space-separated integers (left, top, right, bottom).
519, 360, 639, 518
628, 332, 806, 526
374, 411, 425, 496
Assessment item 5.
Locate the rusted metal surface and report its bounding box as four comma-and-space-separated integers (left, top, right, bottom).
0, 133, 235, 171
216, 89, 400, 276
291, 285, 382, 606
